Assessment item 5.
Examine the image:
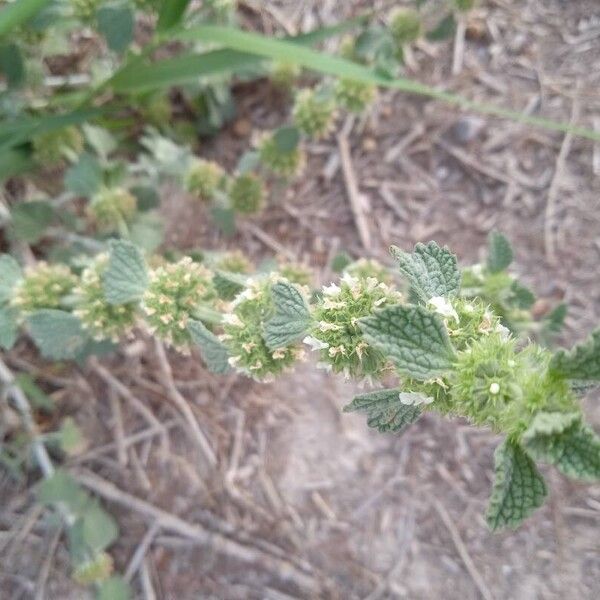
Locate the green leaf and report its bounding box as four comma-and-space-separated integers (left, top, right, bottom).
27, 310, 89, 360
0, 147, 35, 181
543, 303, 567, 335
331, 252, 353, 273
213, 270, 247, 301
10, 200, 54, 243
97, 3, 134, 53
550, 329, 600, 380
0, 0, 51, 38
522, 412, 600, 481
343, 388, 422, 433
14, 373, 53, 411
0, 43, 25, 87
0, 306, 18, 349
486, 231, 513, 274
157, 0, 191, 31
359, 304, 455, 380
128, 212, 164, 253
273, 126, 300, 152
211, 206, 236, 237
426, 13, 456, 41
510, 280, 535, 310
98, 577, 131, 600
64, 153, 103, 197
390, 241, 461, 302
82, 124, 117, 162
263, 281, 311, 350
188, 319, 231, 374
237, 150, 260, 175
38, 469, 89, 514
103, 240, 148, 304
82, 503, 119, 553
486, 438, 547, 531
0, 254, 22, 303
130, 185, 160, 211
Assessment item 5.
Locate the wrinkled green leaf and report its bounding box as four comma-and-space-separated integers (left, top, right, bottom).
0, 254, 22, 303
510, 280, 535, 310
487, 231, 513, 274
486, 438, 547, 531
359, 304, 455, 380
390, 241, 460, 302
10, 200, 54, 243
550, 329, 600, 380
188, 318, 231, 374
263, 281, 311, 350
213, 270, 247, 301
103, 240, 148, 304
65, 153, 103, 197
343, 388, 422, 433
97, 3, 134, 53
27, 309, 88, 360
522, 412, 600, 481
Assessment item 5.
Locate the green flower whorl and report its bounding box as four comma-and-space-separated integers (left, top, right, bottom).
74, 254, 138, 342
292, 88, 337, 139
11, 262, 77, 314
306, 273, 403, 379
184, 158, 226, 201
389, 8, 421, 45
32, 126, 84, 168
88, 187, 137, 233
221, 276, 305, 381
334, 79, 377, 114
258, 133, 306, 179
142, 257, 217, 351
229, 173, 265, 214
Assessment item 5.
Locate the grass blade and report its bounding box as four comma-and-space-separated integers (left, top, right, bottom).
177, 25, 599, 142
157, 0, 191, 32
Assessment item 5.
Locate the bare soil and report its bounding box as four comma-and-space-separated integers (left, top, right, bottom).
2, 1, 600, 598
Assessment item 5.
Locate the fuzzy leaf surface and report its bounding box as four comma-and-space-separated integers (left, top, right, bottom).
486, 438, 547, 531
82, 503, 119, 553
0, 254, 22, 303
263, 281, 310, 350
27, 309, 88, 360
390, 241, 460, 302
550, 329, 600, 380
38, 470, 89, 514
522, 412, 600, 481
359, 304, 455, 380
487, 231, 513, 273
213, 270, 247, 301
188, 319, 231, 374
10, 200, 54, 243
103, 240, 148, 305
98, 577, 131, 600
343, 388, 422, 433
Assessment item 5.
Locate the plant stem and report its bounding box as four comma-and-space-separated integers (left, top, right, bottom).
192, 305, 223, 326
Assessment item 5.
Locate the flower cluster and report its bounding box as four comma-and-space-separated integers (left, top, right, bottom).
11, 263, 77, 315
277, 261, 313, 287
228, 173, 265, 214
389, 8, 422, 45
221, 277, 305, 381
73, 551, 113, 585
292, 88, 337, 139
344, 258, 392, 284
305, 273, 402, 378
258, 133, 306, 179
87, 187, 137, 233
184, 158, 227, 201
142, 257, 217, 350
73, 254, 138, 342
270, 61, 301, 90
214, 250, 253, 274
32, 126, 84, 168
334, 78, 377, 114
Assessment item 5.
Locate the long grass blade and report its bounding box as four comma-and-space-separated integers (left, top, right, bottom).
176, 25, 599, 142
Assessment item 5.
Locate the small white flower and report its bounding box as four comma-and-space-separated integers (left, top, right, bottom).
471, 264, 484, 280
319, 321, 341, 332
328, 345, 346, 357
399, 392, 434, 406
322, 298, 346, 310
489, 382, 500, 395
428, 296, 459, 322
303, 335, 329, 351
316, 361, 333, 372
322, 283, 341, 297
222, 313, 244, 327
495, 323, 510, 340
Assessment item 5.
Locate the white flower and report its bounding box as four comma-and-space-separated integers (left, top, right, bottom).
222, 313, 244, 327
495, 323, 510, 340
428, 296, 459, 322
303, 335, 329, 351
322, 283, 341, 296
489, 382, 500, 395
322, 298, 346, 310
318, 321, 341, 332
471, 264, 484, 280
399, 392, 434, 406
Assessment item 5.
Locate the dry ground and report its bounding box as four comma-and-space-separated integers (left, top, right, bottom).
2, 0, 600, 598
